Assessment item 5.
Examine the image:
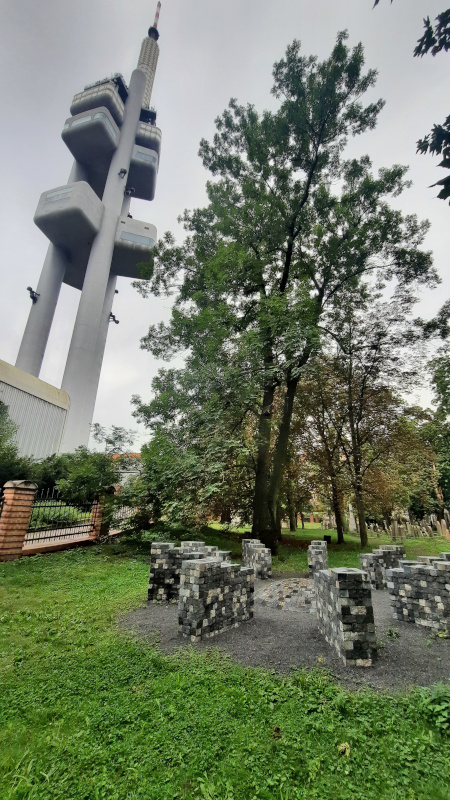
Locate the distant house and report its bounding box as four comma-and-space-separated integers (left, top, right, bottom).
111, 453, 142, 487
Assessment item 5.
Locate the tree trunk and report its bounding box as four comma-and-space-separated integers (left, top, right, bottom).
346, 361, 367, 547
299, 508, 305, 529
287, 493, 297, 531
251, 382, 276, 548
354, 484, 367, 546
220, 506, 231, 524
266, 376, 299, 543
330, 478, 345, 544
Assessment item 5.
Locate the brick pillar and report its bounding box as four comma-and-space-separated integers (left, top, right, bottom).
90, 498, 103, 540
89, 489, 115, 540
0, 481, 37, 562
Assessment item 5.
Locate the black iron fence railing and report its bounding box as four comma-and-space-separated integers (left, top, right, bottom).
110, 504, 135, 529
0, 490, 4, 521
25, 488, 94, 544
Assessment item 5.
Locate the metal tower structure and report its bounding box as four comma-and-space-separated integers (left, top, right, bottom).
15, 3, 163, 452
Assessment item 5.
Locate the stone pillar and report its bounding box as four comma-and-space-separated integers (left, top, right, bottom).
315, 567, 377, 666
307, 540, 328, 576
0, 481, 37, 561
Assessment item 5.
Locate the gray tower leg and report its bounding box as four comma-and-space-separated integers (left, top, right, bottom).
60, 69, 147, 452
79, 273, 118, 446
15, 244, 68, 376
15, 161, 88, 377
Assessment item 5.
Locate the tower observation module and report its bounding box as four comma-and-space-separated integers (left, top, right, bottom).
15, 3, 163, 452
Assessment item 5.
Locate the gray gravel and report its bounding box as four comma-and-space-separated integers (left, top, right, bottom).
120, 577, 449, 691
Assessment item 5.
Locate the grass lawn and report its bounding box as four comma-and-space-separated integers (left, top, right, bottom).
0, 537, 449, 800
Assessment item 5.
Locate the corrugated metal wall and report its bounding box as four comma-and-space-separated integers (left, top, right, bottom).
0, 381, 67, 459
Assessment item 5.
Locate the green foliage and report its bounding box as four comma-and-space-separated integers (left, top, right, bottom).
0, 548, 449, 799
29, 453, 70, 492
420, 683, 450, 734
56, 446, 120, 503
91, 423, 136, 455
135, 35, 434, 540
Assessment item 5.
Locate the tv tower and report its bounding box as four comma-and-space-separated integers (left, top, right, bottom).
15, 4, 163, 452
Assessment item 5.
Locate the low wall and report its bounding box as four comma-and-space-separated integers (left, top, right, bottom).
359, 544, 405, 589
148, 541, 231, 602
386, 554, 450, 631
242, 538, 272, 579
307, 541, 328, 576
178, 559, 254, 640
314, 568, 377, 667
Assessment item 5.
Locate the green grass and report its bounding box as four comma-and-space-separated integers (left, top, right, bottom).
1, 543, 449, 799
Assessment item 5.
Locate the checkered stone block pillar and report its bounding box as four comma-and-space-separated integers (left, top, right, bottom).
178, 558, 254, 641
242, 538, 272, 579
307, 540, 328, 576
147, 541, 230, 602
314, 568, 377, 667
360, 544, 406, 589
386, 558, 450, 631
359, 553, 385, 590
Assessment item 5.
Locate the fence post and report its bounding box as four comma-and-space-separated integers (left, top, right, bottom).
0, 481, 37, 562
89, 488, 115, 540
90, 498, 103, 540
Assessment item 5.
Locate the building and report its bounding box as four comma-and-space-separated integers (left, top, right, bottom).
9, 4, 163, 456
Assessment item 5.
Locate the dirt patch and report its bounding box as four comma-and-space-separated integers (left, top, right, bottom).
120, 576, 449, 691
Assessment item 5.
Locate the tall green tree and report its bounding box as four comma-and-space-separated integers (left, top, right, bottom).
137, 34, 435, 551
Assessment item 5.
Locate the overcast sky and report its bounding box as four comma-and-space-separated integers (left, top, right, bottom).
0, 0, 448, 450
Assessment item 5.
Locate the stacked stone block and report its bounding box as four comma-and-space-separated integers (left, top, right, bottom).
178, 558, 254, 640
314, 568, 377, 667
359, 544, 405, 589
386, 557, 450, 632
242, 538, 272, 579
359, 553, 385, 589
307, 540, 328, 576
147, 541, 231, 602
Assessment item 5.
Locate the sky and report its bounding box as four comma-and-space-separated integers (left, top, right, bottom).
0, 0, 448, 450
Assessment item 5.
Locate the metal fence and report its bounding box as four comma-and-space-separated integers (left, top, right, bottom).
25, 488, 94, 544
0, 490, 4, 522
110, 504, 135, 530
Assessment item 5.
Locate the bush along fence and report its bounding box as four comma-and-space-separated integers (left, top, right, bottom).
0, 480, 127, 561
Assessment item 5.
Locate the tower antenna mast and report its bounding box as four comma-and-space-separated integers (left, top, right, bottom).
154, 2, 161, 29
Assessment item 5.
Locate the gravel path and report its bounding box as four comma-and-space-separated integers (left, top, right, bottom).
120, 577, 449, 691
